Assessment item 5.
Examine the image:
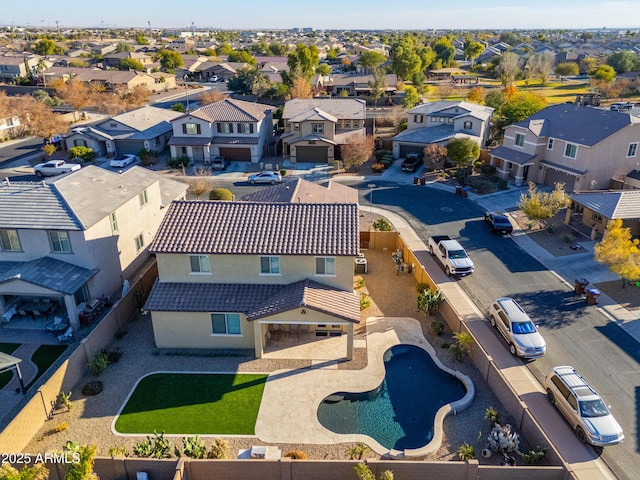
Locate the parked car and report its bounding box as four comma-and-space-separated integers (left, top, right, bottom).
484, 212, 513, 234
401, 153, 422, 172
488, 297, 546, 358
609, 102, 632, 112
248, 171, 282, 184
208, 75, 219, 82
109, 154, 138, 168
33, 160, 81, 177
544, 366, 624, 446
210, 156, 230, 171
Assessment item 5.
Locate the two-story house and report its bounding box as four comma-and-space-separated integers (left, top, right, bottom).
0, 166, 187, 329
489, 104, 640, 190
281, 98, 367, 164
144, 201, 361, 360
64, 106, 182, 158
168, 98, 274, 163
391, 101, 494, 159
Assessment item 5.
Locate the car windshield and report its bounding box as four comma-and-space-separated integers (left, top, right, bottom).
512, 321, 536, 334
449, 250, 468, 259
579, 399, 609, 418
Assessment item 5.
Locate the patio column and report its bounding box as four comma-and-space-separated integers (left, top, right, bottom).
514, 165, 524, 187
346, 323, 354, 361
204, 145, 211, 162
64, 295, 80, 330
254, 321, 264, 359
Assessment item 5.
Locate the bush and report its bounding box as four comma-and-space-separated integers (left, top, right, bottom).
430, 320, 445, 336
496, 178, 508, 190
371, 162, 385, 173
380, 159, 392, 169
69, 146, 94, 162
133, 430, 173, 458
468, 177, 497, 194
167, 155, 190, 168
415, 282, 430, 293
55, 421, 68, 432
372, 218, 392, 231
360, 293, 371, 310
374, 149, 392, 160
138, 148, 158, 167
285, 450, 307, 459
481, 164, 497, 175
561, 232, 576, 244
208, 438, 230, 459
101, 347, 122, 364
58, 391, 73, 411
520, 446, 548, 464
457, 443, 475, 461
280, 169, 287, 176
209, 188, 233, 200
175, 436, 206, 459
82, 381, 104, 396
87, 351, 109, 376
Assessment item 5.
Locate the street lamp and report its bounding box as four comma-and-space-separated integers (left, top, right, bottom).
184, 75, 190, 111
367, 183, 376, 213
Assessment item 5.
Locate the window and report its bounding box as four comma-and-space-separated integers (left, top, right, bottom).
237, 123, 253, 134
134, 233, 144, 252
138, 189, 148, 207
463, 121, 473, 130
217, 122, 233, 134
343, 120, 351, 128
315, 257, 335, 275
447, 118, 454, 124
260, 256, 280, 274
0, 230, 20, 251
439, 117, 445, 123
109, 212, 118, 233
564, 143, 578, 159
591, 212, 603, 223
353, 120, 359, 128
49, 231, 71, 253
312, 123, 324, 134
182, 123, 201, 135
547, 138, 554, 150
211, 313, 241, 335
430, 116, 437, 122
414, 115, 424, 123
293, 123, 300, 131
74, 283, 90, 304
627, 142, 638, 157
515, 133, 525, 147
190, 255, 210, 273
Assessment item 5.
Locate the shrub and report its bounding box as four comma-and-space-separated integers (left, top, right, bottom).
481, 164, 497, 175
69, 146, 95, 162
371, 162, 385, 173
487, 423, 520, 454
167, 155, 190, 168
133, 430, 173, 458
450, 331, 473, 361
58, 391, 73, 411
82, 381, 104, 396
108, 446, 128, 457
561, 232, 576, 244
485, 407, 500, 427
355, 278, 365, 289
208, 438, 230, 459
285, 450, 308, 459
374, 149, 392, 160
520, 446, 548, 464
87, 351, 109, 376
101, 347, 122, 364
209, 188, 233, 200
430, 320, 445, 336
360, 293, 371, 310
55, 421, 68, 432
496, 178, 508, 190
457, 443, 475, 461
372, 218, 392, 231
417, 288, 445, 318
280, 169, 287, 176
138, 148, 158, 167
175, 436, 206, 459
468, 177, 497, 194
380, 158, 392, 169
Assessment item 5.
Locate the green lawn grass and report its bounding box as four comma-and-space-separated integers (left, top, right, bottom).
114, 373, 268, 435
0, 343, 22, 389
25, 344, 68, 390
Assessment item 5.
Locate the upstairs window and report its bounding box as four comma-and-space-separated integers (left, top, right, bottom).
564, 143, 578, 159
109, 212, 118, 233
547, 138, 554, 150
0, 230, 21, 251
237, 123, 253, 134
515, 133, 525, 147
138, 189, 148, 207
190, 255, 211, 273
49, 231, 71, 253
293, 123, 300, 131
217, 123, 233, 134
134, 233, 144, 252
312, 123, 324, 134
182, 123, 201, 135
315, 257, 335, 275
414, 115, 424, 123
463, 121, 473, 130
627, 142, 638, 157
260, 256, 280, 275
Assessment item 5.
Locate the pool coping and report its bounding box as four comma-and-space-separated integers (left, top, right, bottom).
254, 316, 474, 458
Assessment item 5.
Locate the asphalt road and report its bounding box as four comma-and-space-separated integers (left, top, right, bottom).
356, 181, 638, 480
0, 137, 42, 166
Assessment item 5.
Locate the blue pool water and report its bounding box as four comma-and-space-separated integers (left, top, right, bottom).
317, 344, 467, 450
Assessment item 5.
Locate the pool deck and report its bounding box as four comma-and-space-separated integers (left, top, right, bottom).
254, 316, 474, 458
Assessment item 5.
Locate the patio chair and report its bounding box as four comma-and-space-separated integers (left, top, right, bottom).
57, 327, 74, 343
18, 309, 28, 317
2, 305, 17, 323
46, 316, 64, 332
32, 310, 43, 320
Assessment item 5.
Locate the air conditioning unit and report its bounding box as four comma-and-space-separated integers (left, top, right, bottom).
250, 446, 267, 459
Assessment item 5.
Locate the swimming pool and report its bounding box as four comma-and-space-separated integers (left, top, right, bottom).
317, 344, 468, 451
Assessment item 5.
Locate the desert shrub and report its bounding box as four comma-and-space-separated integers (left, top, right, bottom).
372, 218, 392, 231
561, 232, 576, 244
371, 162, 385, 173
450, 332, 473, 360
430, 320, 445, 336
55, 422, 68, 432
209, 188, 233, 200
468, 177, 497, 194
485, 406, 500, 426
280, 169, 287, 176
133, 430, 173, 458
108, 446, 128, 457
138, 148, 158, 166
285, 450, 308, 459
82, 381, 104, 396
87, 351, 109, 376
355, 278, 365, 289
360, 293, 371, 310
167, 155, 190, 168
417, 288, 445, 318
415, 282, 430, 293
69, 146, 94, 162
481, 164, 497, 175
100, 347, 122, 364
457, 443, 475, 461
520, 446, 548, 464
208, 438, 230, 459
380, 158, 393, 169
375, 149, 392, 160
490, 175, 508, 190
58, 391, 73, 411
175, 436, 206, 459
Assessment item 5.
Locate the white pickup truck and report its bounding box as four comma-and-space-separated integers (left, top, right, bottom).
428, 235, 474, 276
34, 160, 81, 177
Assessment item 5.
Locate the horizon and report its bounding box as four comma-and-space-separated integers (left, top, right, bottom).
4, 0, 640, 31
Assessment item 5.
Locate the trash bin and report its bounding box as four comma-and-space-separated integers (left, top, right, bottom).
413, 176, 419, 185
461, 187, 470, 198
419, 177, 426, 186
455, 186, 462, 196
574, 278, 589, 295
586, 287, 601, 305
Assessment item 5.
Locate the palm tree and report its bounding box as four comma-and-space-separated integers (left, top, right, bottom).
36, 58, 48, 86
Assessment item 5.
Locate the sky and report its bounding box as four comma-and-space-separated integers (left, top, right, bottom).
4, 0, 640, 31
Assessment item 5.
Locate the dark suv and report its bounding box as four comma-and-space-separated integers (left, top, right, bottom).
401, 153, 422, 172
484, 211, 513, 235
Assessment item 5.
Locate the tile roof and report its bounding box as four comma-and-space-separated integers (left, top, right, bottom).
514, 104, 638, 146
240, 178, 359, 204
489, 145, 537, 165
0, 181, 82, 230
570, 190, 640, 219
144, 279, 360, 323
289, 108, 338, 123
150, 201, 359, 256
392, 124, 458, 144
211, 136, 260, 145
0, 257, 98, 295
95, 106, 182, 140
283, 98, 366, 120
187, 98, 273, 123
408, 101, 494, 121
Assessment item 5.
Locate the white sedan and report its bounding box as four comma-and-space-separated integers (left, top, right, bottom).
248, 171, 282, 184
110, 154, 138, 168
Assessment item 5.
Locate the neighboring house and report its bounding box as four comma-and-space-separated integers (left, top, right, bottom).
0, 114, 20, 141
144, 201, 361, 359
65, 106, 182, 158
281, 98, 367, 164
0, 54, 42, 82
0, 166, 187, 329
167, 98, 274, 163
392, 101, 494, 159
567, 190, 640, 239
240, 178, 359, 204
102, 51, 154, 69
489, 104, 640, 190
43, 67, 176, 93
315, 73, 398, 97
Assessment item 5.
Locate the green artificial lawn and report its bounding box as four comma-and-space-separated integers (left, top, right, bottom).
25, 344, 68, 390
0, 343, 22, 389
114, 373, 268, 435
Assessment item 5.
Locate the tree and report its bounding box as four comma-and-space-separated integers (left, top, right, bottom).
122, 84, 151, 109
594, 219, 640, 288
227, 50, 256, 65
282, 44, 319, 87
402, 85, 420, 109
518, 182, 570, 229
446, 137, 480, 169
368, 68, 386, 107
135, 34, 148, 45
32, 89, 63, 108
358, 50, 386, 72
390, 35, 422, 81
591, 64, 616, 83
579, 56, 598, 75
289, 76, 312, 99
199, 89, 227, 104
119, 58, 144, 71
51, 79, 94, 117
341, 133, 374, 170
555, 62, 579, 81
463, 39, 484, 66
115, 41, 133, 53
606, 50, 640, 73
316, 63, 331, 76
154, 49, 184, 71
33, 38, 56, 56
501, 91, 546, 126
16, 95, 69, 139
433, 38, 456, 68
423, 143, 448, 166
0, 462, 48, 480
171, 103, 186, 112
466, 86, 485, 104
528, 52, 555, 86
495, 52, 520, 86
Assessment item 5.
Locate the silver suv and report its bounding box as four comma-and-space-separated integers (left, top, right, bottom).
488, 297, 546, 358
544, 366, 624, 446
